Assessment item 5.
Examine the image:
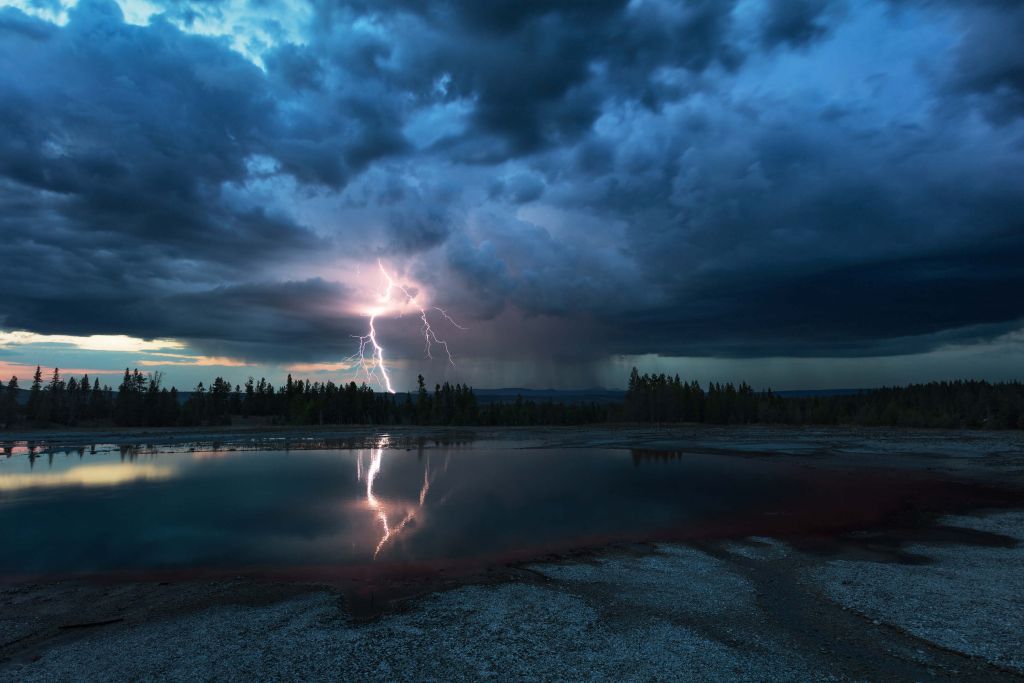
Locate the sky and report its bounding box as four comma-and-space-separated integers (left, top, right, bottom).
0, 0, 1022, 392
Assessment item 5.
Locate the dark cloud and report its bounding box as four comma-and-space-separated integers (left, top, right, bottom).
0, 0, 400, 359
605, 236, 1024, 357
386, 208, 451, 253
488, 173, 545, 204
946, 2, 1024, 123
382, 0, 627, 34
0, 0, 316, 259
339, 0, 745, 160
153, 280, 365, 362
1, 0, 1023, 375
1, 276, 367, 363
886, 0, 1024, 123
265, 43, 325, 91
760, 0, 834, 48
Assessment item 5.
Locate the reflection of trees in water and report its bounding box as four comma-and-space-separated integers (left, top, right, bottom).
357, 436, 448, 559
631, 448, 685, 465
285, 434, 474, 452
116, 444, 161, 461
1, 434, 475, 464
2, 441, 43, 460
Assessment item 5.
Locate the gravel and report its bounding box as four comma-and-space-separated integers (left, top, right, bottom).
813, 511, 1024, 674
5, 524, 1023, 681
2, 547, 828, 683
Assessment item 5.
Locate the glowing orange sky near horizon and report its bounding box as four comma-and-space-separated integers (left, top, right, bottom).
0, 362, 122, 380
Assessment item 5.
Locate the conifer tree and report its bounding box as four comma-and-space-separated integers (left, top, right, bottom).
26, 366, 43, 423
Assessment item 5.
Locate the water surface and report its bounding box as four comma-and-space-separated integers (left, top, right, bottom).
0, 435, 1013, 578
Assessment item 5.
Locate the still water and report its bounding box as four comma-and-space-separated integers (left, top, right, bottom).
0, 436, 884, 576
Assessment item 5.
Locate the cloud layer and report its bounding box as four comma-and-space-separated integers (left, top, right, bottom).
1, 0, 1022, 384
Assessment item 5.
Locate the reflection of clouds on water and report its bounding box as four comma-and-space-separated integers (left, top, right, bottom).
358, 435, 440, 560
0, 462, 177, 491
2, 441, 53, 461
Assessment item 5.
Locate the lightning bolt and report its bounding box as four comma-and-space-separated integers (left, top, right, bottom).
350, 312, 395, 394
347, 260, 464, 393
433, 307, 467, 331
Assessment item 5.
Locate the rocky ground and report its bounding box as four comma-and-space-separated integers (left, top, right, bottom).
1, 512, 1021, 681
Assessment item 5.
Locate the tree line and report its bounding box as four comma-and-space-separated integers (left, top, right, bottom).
623, 369, 1024, 429
1, 366, 1022, 430
0, 367, 609, 429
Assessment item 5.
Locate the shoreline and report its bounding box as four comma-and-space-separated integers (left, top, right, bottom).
3, 420, 1023, 449
4, 513, 1023, 680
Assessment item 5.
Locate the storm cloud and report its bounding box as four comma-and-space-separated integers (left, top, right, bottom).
0, 0, 1022, 384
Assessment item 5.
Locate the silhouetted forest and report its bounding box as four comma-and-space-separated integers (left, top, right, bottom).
0, 367, 608, 429
622, 368, 1024, 429
1, 366, 1022, 430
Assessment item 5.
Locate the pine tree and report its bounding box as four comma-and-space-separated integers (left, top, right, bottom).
26, 366, 43, 423
416, 374, 430, 424
44, 367, 64, 424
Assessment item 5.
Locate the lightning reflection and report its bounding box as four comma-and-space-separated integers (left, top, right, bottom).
357, 436, 440, 560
